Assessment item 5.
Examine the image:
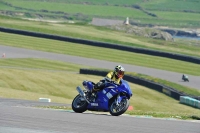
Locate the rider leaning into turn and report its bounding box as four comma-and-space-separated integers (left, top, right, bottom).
92, 65, 125, 92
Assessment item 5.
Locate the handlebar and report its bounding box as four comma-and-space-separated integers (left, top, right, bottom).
104, 77, 119, 87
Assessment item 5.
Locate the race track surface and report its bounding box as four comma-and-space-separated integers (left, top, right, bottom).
0, 45, 200, 90
0, 98, 199, 133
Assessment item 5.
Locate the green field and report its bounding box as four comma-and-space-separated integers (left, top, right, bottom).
0, 1, 150, 18
140, 0, 200, 11
0, 0, 200, 27
0, 58, 199, 120
0, 15, 200, 58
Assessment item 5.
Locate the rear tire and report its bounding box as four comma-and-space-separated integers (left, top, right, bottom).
109, 98, 129, 116
72, 94, 88, 113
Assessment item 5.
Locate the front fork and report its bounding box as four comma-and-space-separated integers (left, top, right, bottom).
115, 94, 122, 106
115, 94, 127, 106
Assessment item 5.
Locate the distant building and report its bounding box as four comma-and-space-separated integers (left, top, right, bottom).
91, 18, 124, 26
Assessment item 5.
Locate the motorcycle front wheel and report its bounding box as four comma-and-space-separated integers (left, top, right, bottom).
109, 98, 129, 116
72, 94, 88, 113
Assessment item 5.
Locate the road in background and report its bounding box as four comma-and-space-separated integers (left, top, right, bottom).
0, 45, 199, 90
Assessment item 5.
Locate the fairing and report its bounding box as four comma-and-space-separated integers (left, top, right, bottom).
86, 79, 132, 111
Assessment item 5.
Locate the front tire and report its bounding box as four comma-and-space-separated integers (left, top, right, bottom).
109, 98, 129, 116
72, 94, 88, 113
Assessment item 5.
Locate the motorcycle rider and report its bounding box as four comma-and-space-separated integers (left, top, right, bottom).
90, 65, 125, 99
182, 74, 189, 81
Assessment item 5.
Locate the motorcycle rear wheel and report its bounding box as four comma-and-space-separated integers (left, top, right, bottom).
72, 94, 88, 113
109, 98, 129, 116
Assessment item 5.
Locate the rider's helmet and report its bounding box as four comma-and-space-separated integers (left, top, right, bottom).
114, 65, 125, 78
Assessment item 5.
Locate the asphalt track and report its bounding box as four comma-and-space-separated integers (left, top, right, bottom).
0, 98, 199, 133
0, 45, 200, 133
0, 45, 200, 90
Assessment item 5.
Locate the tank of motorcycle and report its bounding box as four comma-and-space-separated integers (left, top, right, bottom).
83, 81, 93, 91
103, 80, 132, 99
104, 80, 132, 98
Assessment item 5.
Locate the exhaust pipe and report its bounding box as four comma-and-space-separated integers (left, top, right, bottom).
76, 86, 90, 103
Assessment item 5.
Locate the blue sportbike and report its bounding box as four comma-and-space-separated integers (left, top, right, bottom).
72, 78, 132, 116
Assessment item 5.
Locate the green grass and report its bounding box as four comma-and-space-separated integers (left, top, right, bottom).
0, 58, 199, 120
0, 58, 94, 101
1, 32, 200, 77
1, 0, 200, 27
65, 0, 200, 12
36, 0, 142, 5
2, 0, 150, 18
140, 0, 200, 12
152, 11, 200, 21
0, 15, 200, 58
0, 58, 91, 71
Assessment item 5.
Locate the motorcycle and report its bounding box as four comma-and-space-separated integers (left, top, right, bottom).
182, 77, 189, 82
182, 75, 189, 82
72, 77, 132, 116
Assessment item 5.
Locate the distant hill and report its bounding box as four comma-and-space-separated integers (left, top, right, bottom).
0, 0, 200, 28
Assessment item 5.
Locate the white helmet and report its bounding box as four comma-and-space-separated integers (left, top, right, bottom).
114, 65, 125, 78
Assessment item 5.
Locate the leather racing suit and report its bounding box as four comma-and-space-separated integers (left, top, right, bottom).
93, 71, 122, 91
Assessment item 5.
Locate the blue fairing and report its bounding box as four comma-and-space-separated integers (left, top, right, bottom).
87, 79, 132, 111
86, 81, 94, 91
118, 80, 132, 98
